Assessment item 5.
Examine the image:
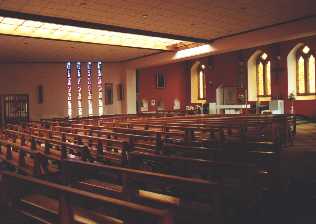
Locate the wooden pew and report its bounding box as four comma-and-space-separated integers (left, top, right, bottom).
4, 128, 128, 166
21, 113, 294, 148
127, 150, 262, 207
0, 171, 174, 224
61, 159, 223, 224
0, 139, 41, 176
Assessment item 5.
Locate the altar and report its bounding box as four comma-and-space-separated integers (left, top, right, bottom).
209, 85, 250, 114
209, 103, 250, 114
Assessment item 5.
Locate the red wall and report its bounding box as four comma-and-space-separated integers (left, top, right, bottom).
205, 52, 240, 102
138, 35, 316, 118
138, 62, 189, 111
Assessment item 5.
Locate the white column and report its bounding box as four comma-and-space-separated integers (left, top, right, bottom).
125, 69, 137, 114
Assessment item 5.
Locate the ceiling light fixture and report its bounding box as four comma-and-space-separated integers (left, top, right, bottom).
0, 15, 197, 51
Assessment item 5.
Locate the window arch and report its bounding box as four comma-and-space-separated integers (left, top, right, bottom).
256, 52, 271, 98
296, 45, 315, 95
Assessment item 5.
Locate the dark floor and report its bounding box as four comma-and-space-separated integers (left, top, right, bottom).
242, 121, 316, 224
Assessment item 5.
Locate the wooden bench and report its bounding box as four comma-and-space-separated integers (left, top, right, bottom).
0, 139, 41, 176
0, 171, 174, 224
4, 128, 128, 166
61, 159, 223, 224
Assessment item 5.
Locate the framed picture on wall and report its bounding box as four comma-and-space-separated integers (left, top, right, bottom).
150, 99, 156, 106
156, 72, 165, 88
104, 83, 113, 105
117, 83, 124, 101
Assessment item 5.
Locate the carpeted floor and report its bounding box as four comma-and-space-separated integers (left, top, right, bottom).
287, 122, 316, 151
240, 121, 316, 224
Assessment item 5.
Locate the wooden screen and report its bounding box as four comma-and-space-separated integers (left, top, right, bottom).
3, 94, 29, 124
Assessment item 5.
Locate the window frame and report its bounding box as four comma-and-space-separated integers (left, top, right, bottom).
296, 45, 316, 96
256, 53, 271, 98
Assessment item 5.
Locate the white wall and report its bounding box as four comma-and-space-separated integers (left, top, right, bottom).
102, 63, 125, 115
0, 62, 128, 120
0, 63, 66, 120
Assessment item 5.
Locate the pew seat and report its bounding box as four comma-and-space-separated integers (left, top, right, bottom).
20, 194, 124, 224
1, 171, 174, 224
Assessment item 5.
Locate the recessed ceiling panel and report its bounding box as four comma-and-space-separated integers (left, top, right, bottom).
0, 34, 160, 62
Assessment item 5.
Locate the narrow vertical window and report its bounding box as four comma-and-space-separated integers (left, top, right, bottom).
198, 64, 206, 100
97, 62, 103, 116
257, 62, 264, 96
266, 61, 271, 96
66, 62, 72, 118
308, 55, 315, 93
87, 62, 93, 116
297, 56, 305, 94
76, 62, 83, 117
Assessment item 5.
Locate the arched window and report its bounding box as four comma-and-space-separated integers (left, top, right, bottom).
296, 45, 315, 95
256, 52, 271, 98
198, 64, 206, 100
190, 61, 206, 103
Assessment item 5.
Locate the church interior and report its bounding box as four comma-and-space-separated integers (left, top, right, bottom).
0, 0, 316, 223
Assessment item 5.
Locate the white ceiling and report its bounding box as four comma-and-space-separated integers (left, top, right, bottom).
0, 0, 315, 62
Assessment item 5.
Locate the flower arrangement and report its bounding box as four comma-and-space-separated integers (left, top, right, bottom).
288, 92, 296, 101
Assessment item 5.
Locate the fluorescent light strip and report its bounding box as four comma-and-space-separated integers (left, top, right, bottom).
0, 16, 194, 50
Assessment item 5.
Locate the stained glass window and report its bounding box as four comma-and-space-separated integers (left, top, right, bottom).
87, 62, 93, 116
97, 62, 104, 116
66, 62, 72, 118
296, 45, 315, 95
76, 62, 83, 117
256, 52, 271, 97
